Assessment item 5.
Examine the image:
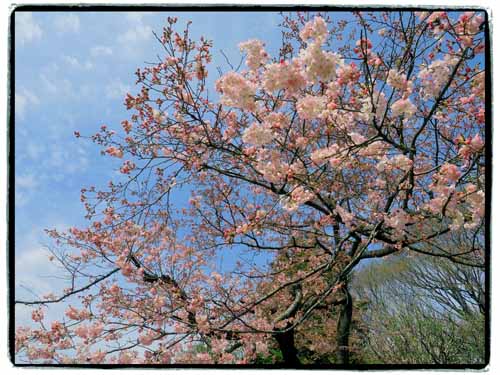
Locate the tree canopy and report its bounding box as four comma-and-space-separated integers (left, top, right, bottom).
15, 10, 487, 366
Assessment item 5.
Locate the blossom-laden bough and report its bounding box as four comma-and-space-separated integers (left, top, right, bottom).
15, 11, 486, 365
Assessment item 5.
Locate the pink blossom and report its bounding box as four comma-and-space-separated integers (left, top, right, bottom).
152, 109, 166, 123
65, 306, 89, 321
467, 190, 485, 211
358, 140, 388, 157
118, 351, 134, 364
296, 94, 327, 120
392, 154, 413, 170
139, 332, 155, 346
359, 91, 388, 122
311, 144, 340, 165
262, 60, 307, 94
89, 350, 106, 364
195, 352, 212, 363
335, 205, 354, 227
299, 16, 328, 43
471, 71, 485, 99
280, 196, 299, 212
464, 190, 484, 229
106, 147, 124, 158
239, 39, 268, 70
387, 69, 412, 93
109, 283, 120, 295
415, 11, 429, 20
440, 163, 461, 182
31, 308, 44, 322
121, 262, 134, 277
348, 132, 367, 145
385, 209, 410, 232
290, 185, 315, 206
255, 150, 288, 183
242, 122, 275, 146
377, 154, 413, 172
450, 211, 465, 231
298, 42, 338, 83
195, 313, 210, 333
120, 160, 136, 174
88, 322, 104, 339
74, 325, 89, 339
336, 62, 361, 85
215, 72, 256, 111
425, 196, 447, 214
391, 98, 417, 117
469, 134, 484, 152
121, 120, 132, 133
418, 57, 459, 99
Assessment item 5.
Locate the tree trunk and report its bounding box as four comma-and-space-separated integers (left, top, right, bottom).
275, 324, 300, 366
336, 286, 352, 364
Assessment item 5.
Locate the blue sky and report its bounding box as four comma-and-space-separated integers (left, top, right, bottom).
14, 10, 288, 322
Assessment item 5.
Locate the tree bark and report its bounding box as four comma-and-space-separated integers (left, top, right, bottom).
336, 286, 352, 364
275, 324, 300, 366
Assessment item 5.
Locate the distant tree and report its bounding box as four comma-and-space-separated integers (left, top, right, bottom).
15, 10, 486, 365
353, 230, 485, 364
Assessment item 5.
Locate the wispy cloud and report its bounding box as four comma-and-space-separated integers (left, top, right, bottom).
15, 12, 43, 45
15, 173, 39, 207
124, 12, 153, 24
15, 244, 67, 321
118, 23, 153, 45
105, 79, 132, 100
90, 45, 113, 58
14, 218, 77, 328
16, 174, 39, 190
40, 72, 74, 97
25, 142, 45, 160
62, 55, 94, 70
116, 13, 155, 58
44, 143, 89, 177
15, 88, 39, 120
15, 190, 30, 207
54, 13, 80, 34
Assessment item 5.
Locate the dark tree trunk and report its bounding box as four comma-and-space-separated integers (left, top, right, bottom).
336, 286, 352, 364
275, 324, 300, 366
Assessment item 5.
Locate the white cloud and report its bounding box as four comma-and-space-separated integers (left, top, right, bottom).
15, 93, 27, 120
116, 13, 154, 58
15, 12, 42, 45
118, 23, 153, 45
54, 13, 80, 34
124, 12, 153, 23
15, 246, 66, 309
62, 55, 93, 70
45, 144, 89, 176
105, 80, 132, 100
15, 88, 39, 120
14, 227, 76, 328
90, 45, 113, 58
15, 173, 39, 207
25, 142, 45, 160
15, 247, 58, 284
40, 73, 74, 96
16, 174, 39, 190
15, 190, 30, 207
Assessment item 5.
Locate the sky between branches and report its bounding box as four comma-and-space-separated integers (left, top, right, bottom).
14, 9, 309, 322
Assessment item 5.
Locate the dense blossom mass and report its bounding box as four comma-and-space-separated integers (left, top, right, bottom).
15, 11, 486, 365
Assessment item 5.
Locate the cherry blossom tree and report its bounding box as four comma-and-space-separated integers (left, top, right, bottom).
15, 10, 487, 365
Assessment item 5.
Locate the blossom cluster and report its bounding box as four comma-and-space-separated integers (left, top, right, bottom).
239, 39, 268, 70
216, 72, 256, 111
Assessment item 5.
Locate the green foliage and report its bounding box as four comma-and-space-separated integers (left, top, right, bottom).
255, 348, 283, 364
353, 254, 485, 365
